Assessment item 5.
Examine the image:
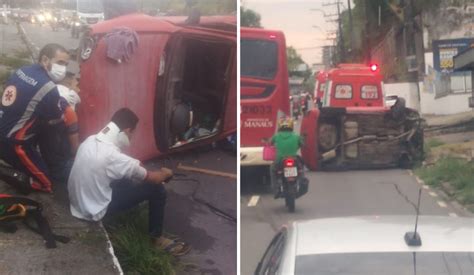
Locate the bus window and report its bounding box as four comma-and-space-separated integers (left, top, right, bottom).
241, 39, 278, 80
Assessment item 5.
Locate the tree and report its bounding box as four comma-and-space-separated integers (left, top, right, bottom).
140, 0, 235, 15
287, 47, 313, 91
240, 6, 261, 27
338, 0, 442, 63
286, 47, 305, 72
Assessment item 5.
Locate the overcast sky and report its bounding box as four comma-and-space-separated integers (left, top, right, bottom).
243, 0, 347, 66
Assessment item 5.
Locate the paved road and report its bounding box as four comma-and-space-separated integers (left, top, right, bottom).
240, 119, 467, 275
22, 22, 79, 51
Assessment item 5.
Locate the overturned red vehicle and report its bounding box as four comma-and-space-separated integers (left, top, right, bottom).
77, 14, 236, 161
300, 103, 424, 171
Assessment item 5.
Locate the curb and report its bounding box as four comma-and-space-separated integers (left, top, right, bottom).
12, 22, 125, 273
99, 222, 124, 275
15, 22, 39, 62
410, 169, 473, 217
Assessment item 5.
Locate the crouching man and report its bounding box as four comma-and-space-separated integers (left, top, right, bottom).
68, 108, 190, 256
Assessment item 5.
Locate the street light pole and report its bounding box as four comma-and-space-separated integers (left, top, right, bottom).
347, 0, 354, 59
336, 1, 345, 63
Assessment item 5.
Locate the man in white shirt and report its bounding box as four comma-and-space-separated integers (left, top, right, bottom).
68, 108, 190, 256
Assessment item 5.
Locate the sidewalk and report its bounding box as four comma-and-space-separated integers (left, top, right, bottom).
0, 22, 122, 275
424, 111, 474, 128
0, 181, 122, 275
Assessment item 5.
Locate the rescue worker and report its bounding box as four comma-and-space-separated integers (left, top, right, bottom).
0, 43, 69, 193
57, 61, 81, 111
68, 108, 191, 256
38, 61, 81, 184
270, 117, 304, 198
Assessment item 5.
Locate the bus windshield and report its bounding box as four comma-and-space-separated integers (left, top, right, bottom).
241, 39, 278, 80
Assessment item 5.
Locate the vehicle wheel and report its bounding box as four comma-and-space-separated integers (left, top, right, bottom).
285, 195, 295, 213
399, 153, 413, 169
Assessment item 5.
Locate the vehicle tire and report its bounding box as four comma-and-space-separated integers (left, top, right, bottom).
285, 194, 295, 213
399, 153, 413, 169
285, 183, 296, 212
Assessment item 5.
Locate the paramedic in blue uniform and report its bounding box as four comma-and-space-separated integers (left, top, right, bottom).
0, 43, 69, 193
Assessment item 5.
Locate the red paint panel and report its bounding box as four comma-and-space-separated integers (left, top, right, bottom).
78, 34, 168, 161
300, 109, 320, 171
240, 28, 290, 147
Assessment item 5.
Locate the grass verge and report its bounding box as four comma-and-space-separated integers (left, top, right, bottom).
104, 205, 178, 275
424, 138, 445, 155
0, 51, 32, 89
0, 69, 12, 88
0, 54, 31, 69
415, 157, 474, 207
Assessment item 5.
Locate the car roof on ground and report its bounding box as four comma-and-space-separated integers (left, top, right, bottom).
294, 215, 474, 256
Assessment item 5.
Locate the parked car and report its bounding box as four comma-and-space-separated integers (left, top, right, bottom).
256, 215, 474, 275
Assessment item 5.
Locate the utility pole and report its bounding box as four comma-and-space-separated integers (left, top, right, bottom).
323, 1, 345, 63
364, 0, 371, 64
406, 0, 424, 111
347, 0, 354, 60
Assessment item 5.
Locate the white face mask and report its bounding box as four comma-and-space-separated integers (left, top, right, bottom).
116, 131, 130, 148
96, 122, 131, 149
47, 63, 67, 82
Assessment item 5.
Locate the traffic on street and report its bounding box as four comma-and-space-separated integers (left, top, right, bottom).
241, 0, 473, 274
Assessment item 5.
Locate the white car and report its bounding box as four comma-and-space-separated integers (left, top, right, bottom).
255, 215, 474, 274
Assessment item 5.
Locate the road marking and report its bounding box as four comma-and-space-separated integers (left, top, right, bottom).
428, 191, 438, 197
247, 195, 260, 207
449, 212, 458, 217
437, 201, 447, 208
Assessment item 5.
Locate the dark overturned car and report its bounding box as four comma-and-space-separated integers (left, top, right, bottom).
301, 97, 424, 170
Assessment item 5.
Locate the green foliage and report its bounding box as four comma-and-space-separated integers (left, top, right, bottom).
105, 206, 178, 275
0, 54, 31, 70
240, 6, 261, 27
424, 138, 445, 155
286, 47, 313, 91
338, 0, 442, 64
141, 0, 236, 15
286, 47, 304, 72
0, 70, 12, 88
416, 158, 474, 204
303, 73, 316, 93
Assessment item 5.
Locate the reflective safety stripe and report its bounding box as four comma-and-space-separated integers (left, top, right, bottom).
7, 81, 56, 139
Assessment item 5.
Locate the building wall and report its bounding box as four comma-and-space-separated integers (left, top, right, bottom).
419, 82, 471, 115
421, 52, 472, 115
384, 82, 420, 111
384, 81, 471, 115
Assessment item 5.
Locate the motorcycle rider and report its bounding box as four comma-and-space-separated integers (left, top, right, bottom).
270, 117, 304, 198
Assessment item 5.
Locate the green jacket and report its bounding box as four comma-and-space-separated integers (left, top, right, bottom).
271, 131, 303, 163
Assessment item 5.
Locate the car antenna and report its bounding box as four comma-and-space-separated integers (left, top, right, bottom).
404, 188, 422, 246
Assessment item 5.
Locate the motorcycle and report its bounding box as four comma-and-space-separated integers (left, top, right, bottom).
292, 102, 300, 120
275, 156, 309, 212
71, 21, 85, 39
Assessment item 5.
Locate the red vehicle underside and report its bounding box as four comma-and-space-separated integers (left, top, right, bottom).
301, 103, 424, 171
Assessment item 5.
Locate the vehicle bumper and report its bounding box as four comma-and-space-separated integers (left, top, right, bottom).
240, 147, 272, 166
